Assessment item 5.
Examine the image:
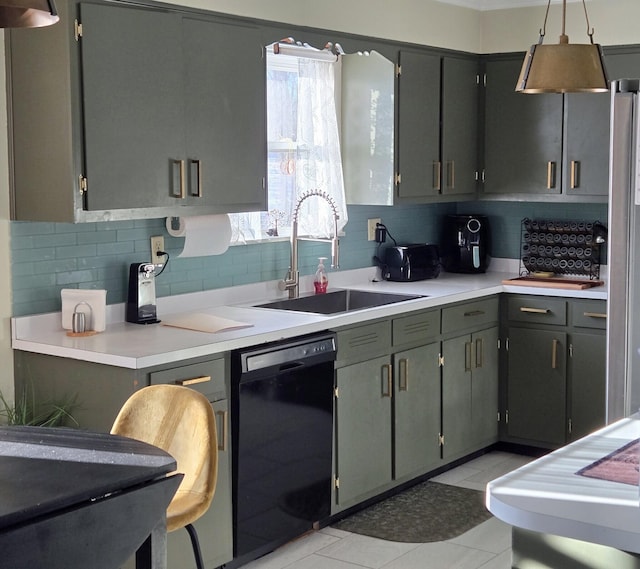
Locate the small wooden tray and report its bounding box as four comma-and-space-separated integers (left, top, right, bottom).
502, 277, 605, 290
66, 330, 99, 337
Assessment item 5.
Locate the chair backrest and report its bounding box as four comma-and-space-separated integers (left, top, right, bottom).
111, 384, 218, 531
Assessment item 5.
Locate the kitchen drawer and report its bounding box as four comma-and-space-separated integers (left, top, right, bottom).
571, 299, 607, 329
335, 320, 391, 367
150, 358, 226, 401
392, 310, 440, 347
441, 297, 499, 334
507, 296, 567, 326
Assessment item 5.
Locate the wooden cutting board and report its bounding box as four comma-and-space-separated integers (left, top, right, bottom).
502, 277, 605, 290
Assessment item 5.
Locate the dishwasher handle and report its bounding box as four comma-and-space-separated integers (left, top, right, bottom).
235, 332, 337, 380
278, 361, 305, 372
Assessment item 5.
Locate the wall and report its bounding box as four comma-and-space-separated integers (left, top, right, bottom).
10, 204, 451, 316
0, 36, 11, 400
482, 0, 640, 54
167, 0, 484, 53
10, 201, 607, 317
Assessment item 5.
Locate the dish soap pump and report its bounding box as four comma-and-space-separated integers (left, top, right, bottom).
314, 257, 328, 294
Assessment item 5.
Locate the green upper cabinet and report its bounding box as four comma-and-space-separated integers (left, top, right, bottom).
483, 51, 640, 200
181, 16, 266, 211
396, 51, 479, 203
396, 50, 440, 200
563, 52, 640, 198
80, 3, 184, 211
441, 57, 480, 197
483, 57, 563, 197
81, 4, 266, 214
8, 0, 266, 222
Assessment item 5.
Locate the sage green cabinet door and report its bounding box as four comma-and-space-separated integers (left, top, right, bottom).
442, 335, 472, 460
182, 17, 266, 211
484, 57, 563, 195
396, 50, 441, 199
80, 3, 184, 210
471, 326, 499, 447
335, 356, 392, 507
568, 332, 606, 442
393, 342, 441, 480
167, 398, 232, 569
80, 4, 266, 213
564, 52, 640, 197
442, 57, 479, 196
507, 327, 567, 446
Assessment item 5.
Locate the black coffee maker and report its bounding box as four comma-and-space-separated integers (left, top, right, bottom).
441, 214, 491, 273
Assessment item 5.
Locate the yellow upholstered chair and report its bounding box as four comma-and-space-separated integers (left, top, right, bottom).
111, 384, 218, 569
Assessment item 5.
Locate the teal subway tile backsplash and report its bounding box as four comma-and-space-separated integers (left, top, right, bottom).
9, 201, 609, 317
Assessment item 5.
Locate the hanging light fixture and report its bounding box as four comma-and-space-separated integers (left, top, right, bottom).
0, 0, 58, 28
515, 0, 608, 93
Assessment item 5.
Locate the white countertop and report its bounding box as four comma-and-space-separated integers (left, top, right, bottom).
12, 261, 608, 369
486, 415, 640, 553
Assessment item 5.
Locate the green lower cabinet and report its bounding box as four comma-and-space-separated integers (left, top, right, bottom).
471, 326, 500, 448
335, 355, 393, 508
506, 327, 567, 447
569, 332, 607, 441
442, 326, 499, 460
393, 342, 441, 480
442, 335, 472, 459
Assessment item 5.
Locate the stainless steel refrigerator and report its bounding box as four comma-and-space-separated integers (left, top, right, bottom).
608, 79, 640, 420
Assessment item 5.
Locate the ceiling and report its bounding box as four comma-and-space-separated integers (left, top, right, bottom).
436, 0, 581, 10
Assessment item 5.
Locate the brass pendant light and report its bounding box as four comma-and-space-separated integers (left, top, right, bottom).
516, 0, 608, 93
0, 0, 58, 28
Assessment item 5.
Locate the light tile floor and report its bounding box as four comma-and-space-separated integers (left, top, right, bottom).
242, 451, 534, 569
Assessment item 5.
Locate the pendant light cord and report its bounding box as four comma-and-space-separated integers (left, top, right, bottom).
582, 0, 595, 44
538, 0, 551, 44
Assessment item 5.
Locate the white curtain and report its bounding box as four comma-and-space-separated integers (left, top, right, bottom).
230, 49, 348, 243
294, 58, 348, 238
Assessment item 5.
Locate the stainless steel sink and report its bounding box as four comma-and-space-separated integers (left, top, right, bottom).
253, 289, 425, 315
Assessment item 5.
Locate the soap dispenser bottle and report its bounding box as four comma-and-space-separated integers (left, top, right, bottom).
314, 257, 328, 294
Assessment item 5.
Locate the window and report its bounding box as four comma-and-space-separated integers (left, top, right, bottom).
230, 44, 348, 244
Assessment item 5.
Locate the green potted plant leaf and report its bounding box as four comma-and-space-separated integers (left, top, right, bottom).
0, 386, 79, 427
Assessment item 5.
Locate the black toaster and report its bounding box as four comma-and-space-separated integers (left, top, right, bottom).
381, 244, 441, 282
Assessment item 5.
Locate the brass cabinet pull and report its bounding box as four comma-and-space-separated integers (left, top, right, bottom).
216, 409, 228, 451
584, 312, 606, 319
190, 159, 202, 197
547, 161, 556, 189
176, 375, 211, 386
446, 160, 455, 190
433, 161, 441, 191
464, 341, 472, 372
464, 310, 485, 317
570, 160, 580, 189
172, 159, 186, 198
382, 364, 393, 397
520, 306, 550, 314
399, 358, 409, 392
551, 338, 559, 369
475, 338, 484, 369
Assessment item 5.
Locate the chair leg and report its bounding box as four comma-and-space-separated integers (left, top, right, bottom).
184, 523, 205, 569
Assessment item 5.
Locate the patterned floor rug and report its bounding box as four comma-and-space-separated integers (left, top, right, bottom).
332, 481, 492, 543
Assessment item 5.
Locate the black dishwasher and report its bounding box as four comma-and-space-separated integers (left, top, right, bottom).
230, 332, 336, 567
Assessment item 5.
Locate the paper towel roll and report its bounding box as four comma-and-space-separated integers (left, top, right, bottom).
166, 215, 232, 257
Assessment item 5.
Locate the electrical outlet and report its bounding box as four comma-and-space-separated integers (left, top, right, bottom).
150, 236, 165, 261
367, 218, 381, 241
